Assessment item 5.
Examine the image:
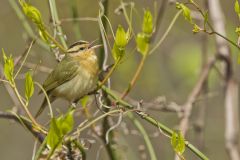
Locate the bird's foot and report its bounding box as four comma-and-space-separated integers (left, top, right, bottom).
71, 102, 77, 109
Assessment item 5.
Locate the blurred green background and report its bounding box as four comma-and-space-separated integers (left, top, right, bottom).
0, 0, 240, 159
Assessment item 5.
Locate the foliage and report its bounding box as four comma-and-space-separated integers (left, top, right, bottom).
176, 2, 192, 23
25, 72, 34, 101
171, 131, 185, 155
235, 0, 240, 18
136, 9, 153, 55
19, 0, 48, 43
2, 49, 14, 85
47, 109, 75, 149
112, 25, 130, 61
2, 0, 240, 159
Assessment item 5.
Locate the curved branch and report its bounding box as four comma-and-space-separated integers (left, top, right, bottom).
0, 111, 45, 142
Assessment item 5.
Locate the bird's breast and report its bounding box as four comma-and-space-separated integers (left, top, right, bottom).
52, 66, 98, 102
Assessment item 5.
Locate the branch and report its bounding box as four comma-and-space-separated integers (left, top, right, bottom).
208, 1, 240, 160
121, 55, 147, 99
126, 96, 182, 114
69, 0, 82, 39
0, 111, 44, 142
8, 0, 49, 51
127, 112, 157, 160
0, 64, 21, 108
179, 57, 216, 136
149, 10, 182, 55
101, 85, 209, 160
48, 0, 68, 49
98, 1, 122, 159
152, 0, 167, 41
194, 1, 209, 148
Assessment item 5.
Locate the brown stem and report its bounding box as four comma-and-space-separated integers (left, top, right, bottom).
12, 85, 46, 134
179, 57, 216, 136
121, 55, 147, 99
208, 0, 240, 159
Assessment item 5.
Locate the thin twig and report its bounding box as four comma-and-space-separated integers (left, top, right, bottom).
121, 55, 147, 99
127, 112, 157, 160
152, 0, 167, 41
98, 0, 109, 69
12, 83, 46, 133
99, 59, 120, 87
60, 17, 98, 23
189, 1, 240, 51
120, 0, 136, 38
77, 109, 122, 133
34, 82, 53, 118
14, 40, 35, 79
69, 0, 82, 39
48, 0, 68, 49
179, 57, 216, 136
149, 10, 182, 55
0, 111, 45, 142
0, 64, 20, 108
100, 85, 209, 160
8, 0, 49, 51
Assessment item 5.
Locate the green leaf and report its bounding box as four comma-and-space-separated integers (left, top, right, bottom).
176, 2, 181, 9
182, 5, 192, 22
25, 72, 34, 101
235, 27, 240, 35
115, 25, 128, 47
2, 49, 7, 63
192, 24, 200, 34
136, 33, 149, 55
176, 3, 192, 23
171, 131, 178, 150
112, 25, 129, 61
171, 131, 185, 154
2, 49, 14, 83
203, 11, 208, 28
39, 29, 49, 43
19, 1, 43, 27
142, 9, 153, 35
46, 110, 75, 149
112, 43, 125, 61
235, 0, 240, 16
47, 118, 61, 149
56, 109, 75, 135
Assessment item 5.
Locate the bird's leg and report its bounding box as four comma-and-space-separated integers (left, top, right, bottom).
70, 102, 77, 109
87, 89, 100, 96
70, 99, 79, 109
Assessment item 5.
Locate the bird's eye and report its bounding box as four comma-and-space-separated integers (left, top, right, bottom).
79, 47, 85, 51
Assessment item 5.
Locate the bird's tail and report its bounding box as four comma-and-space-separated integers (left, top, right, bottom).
35, 96, 54, 118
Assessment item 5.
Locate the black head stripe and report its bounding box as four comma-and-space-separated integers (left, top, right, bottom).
68, 40, 89, 50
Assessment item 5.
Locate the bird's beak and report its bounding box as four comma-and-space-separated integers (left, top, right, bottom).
90, 44, 102, 49
88, 38, 102, 50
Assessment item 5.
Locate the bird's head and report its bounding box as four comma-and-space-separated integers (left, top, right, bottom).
67, 40, 101, 57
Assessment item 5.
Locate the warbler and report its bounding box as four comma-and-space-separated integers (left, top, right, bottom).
35, 40, 100, 117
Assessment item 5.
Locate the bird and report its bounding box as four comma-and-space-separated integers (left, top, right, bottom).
35, 40, 100, 117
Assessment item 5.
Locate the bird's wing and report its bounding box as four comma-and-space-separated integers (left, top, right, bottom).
41, 56, 80, 93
